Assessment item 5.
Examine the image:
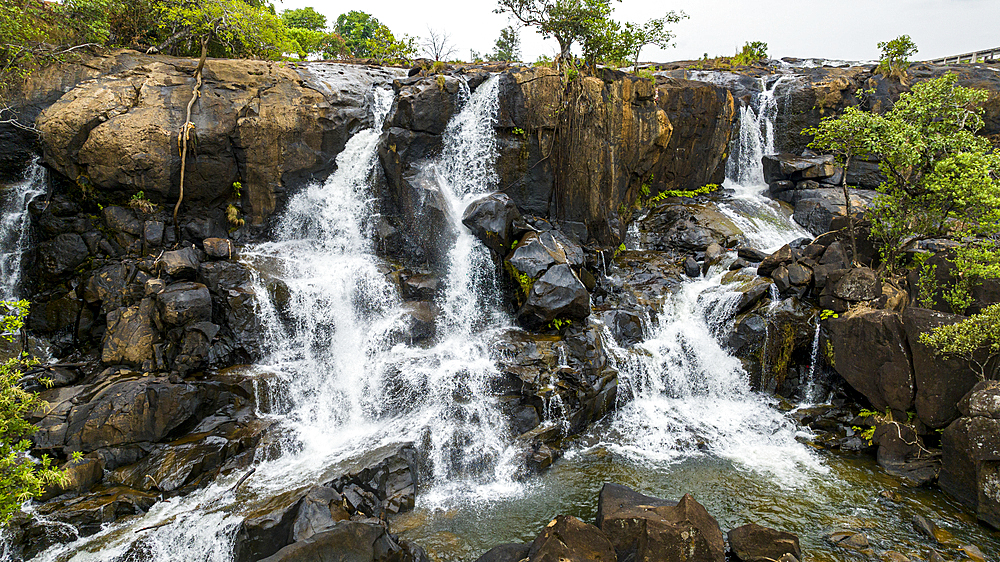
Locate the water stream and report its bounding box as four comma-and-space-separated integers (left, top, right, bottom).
14, 71, 1000, 562
0, 160, 45, 300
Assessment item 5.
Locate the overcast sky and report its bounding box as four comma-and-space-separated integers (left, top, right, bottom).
274, 0, 999, 63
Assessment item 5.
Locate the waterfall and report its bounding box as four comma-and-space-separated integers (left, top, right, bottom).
802, 320, 824, 404
0, 160, 45, 300
595, 74, 825, 488
718, 76, 811, 252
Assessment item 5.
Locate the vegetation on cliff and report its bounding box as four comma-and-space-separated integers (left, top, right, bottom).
0, 300, 71, 526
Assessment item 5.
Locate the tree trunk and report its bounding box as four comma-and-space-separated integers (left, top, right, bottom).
174, 39, 208, 241
843, 154, 858, 266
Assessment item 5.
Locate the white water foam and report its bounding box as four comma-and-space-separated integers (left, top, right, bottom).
0, 160, 45, 300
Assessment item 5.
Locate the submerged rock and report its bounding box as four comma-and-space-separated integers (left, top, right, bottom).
727, 523, 801, 562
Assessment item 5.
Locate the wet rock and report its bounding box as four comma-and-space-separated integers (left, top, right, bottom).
703, 242, 724, 272
508, 231, 568, 278
637, 203, 742, 254
872, 422, 939, 486
884, 551, 909, 562
727, 523, 801, 562
157, 282, 212, 326
400, 273, 439, 301
819, 241, 849, 269
157, 246, 200, 279
597, 309, 646, 347
902, 308, 979, 429
729, 258, 749, 270
832, 267, 880, 302
826, 530, 871, 552
758, 245, 794, 277
763, 153, 836, 183
397, 301, 437, 342
772, 265, 791, 293
144, 220, 164, 247
911, 514, 939, 543
102, 298, 157, 367
38, 233, 89, 277
684, 256, 701, 278
63, 376, 204, 452
462, 192, 528, 256
291, 486, 351, 542
528, 515, 616, 562
234, 490, 307, 562
203, 237, 235, 259
960, 545, 987, 562
826, 309, 914, 412
475, 543, 531, 562
517, 264, 591, 329
596, 484, 724, 562
258, 520, 421, 562
108, 430, 242, 493
325, 444, 418, 517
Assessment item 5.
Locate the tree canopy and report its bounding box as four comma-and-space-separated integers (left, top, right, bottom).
280, 7, 326, 32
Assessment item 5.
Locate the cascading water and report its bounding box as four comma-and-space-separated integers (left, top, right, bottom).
719, 76, 811, 251
0, 160, 45, 300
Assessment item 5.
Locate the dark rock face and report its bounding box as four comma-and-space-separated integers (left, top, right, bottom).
727, 523, 801, 562
596, 484, 724, 562
518, 264, 592, 328
763, 153, 835, 183
157, 282, 213, 326
826, 309, 914, 412
35, 56, 399, 225
940, 381, 1000, 528
258, 520, 420, 562
475, 543, 532, 562
528, 515, 616, 562
902, 308, 979, 429
462, 192, 529, 256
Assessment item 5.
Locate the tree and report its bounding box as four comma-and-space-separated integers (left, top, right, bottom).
732, 40, 767, 66
495, 0, 616, 69
363, 25, 417, 65
287, 27, 327, 60
805, 73, 1000, 273
920, 302, 1000, 380
803, 105, 881, 265
0, 300, 70, 526
492, 25, 521, 61
876, 35, 918, 78
422, 27, 457, 61
321, 33, 350, 59
334, 10, 382, 58
280, 7, 326, 32
620, 13, 686, 70
154, 0, 294, 59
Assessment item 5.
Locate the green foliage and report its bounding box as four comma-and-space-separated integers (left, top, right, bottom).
732, 41, 767, 66
157, 0, 295, 59
512, 127, 526, 136
361, 24, 417, 65
921, 302, 1000, 380
493, 26, 522, 62
876, 35, 918, 78
495, 0, 616, 67
819, 309, 839, 320
232, 181, 242, 198
807, 74, 1000, 274
280, 7, 326, 32
431, 60, 446, 74
566, 68, 579, 82
548, 318, 572, 330
286, 27, 327, 60
128, 191, 155, 214
0, 300, 70, 526
646, 183, 719, 206
913, 253, 938, 309
435, 74, 447, 89
581, 11, 686, 71
334, 10, 381, 58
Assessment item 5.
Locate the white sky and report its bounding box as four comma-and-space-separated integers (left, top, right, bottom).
274, 0, 999, 63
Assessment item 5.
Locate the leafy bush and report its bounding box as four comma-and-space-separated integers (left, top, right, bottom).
732, 41, 767, 66
876, 35, 918, 78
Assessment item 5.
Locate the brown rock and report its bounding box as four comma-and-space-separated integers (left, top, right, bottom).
528, 515, 616, 562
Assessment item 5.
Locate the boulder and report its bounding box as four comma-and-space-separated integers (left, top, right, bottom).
462, 192, 528, 256
475, 543, 531, 562
158, 246, 200, 279
291, 486, 351, 542
727, 524, 801, 562
763, 153, 836, 183
527, 515, 616, 562
37, 233, 89, 277
508, 231, 568, 279
872, 422, 939, 486
596, 484, 724, 562
758, 245, 794, 277
157, 282, 212, 326
902, 308, 979, 429
257, 520, 421, 562
102, 298, 158, 367
786, 263, 812, 286
203, 237, 235, 259
517, 264, 591, 328
832, 267, 880, 302
826, 309, 914, 412
684, 256, 701, 278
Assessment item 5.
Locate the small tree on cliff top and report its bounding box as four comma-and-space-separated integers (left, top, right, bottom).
495, 0, 616, 69
876, 35, 918, 79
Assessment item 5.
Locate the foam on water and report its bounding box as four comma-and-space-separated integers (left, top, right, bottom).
0, 160, 45, 300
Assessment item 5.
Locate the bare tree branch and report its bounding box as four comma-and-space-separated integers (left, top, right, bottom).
422, 27, 456, 61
